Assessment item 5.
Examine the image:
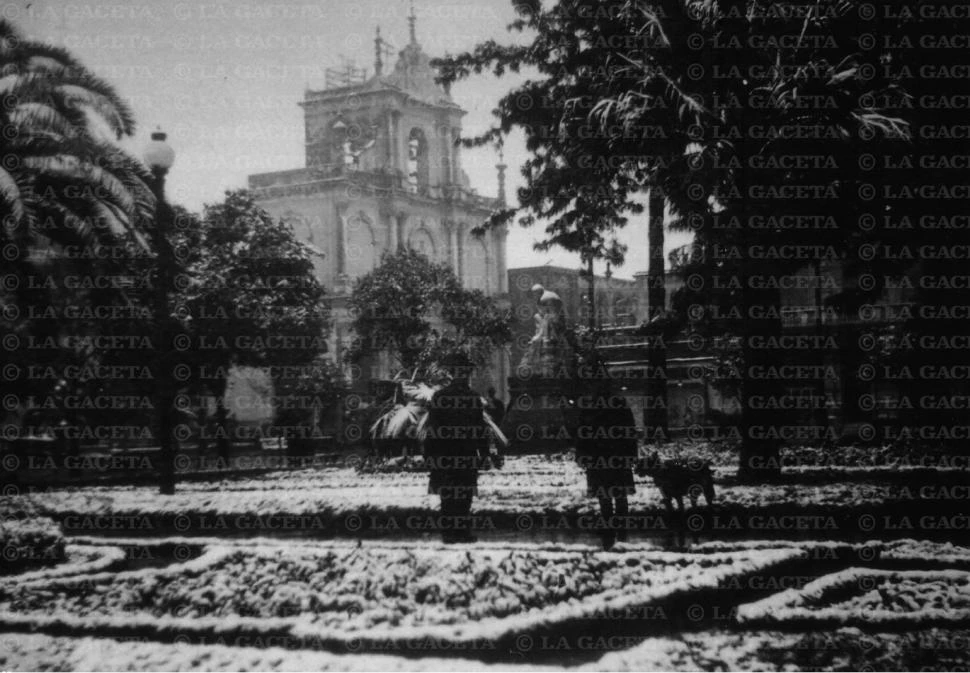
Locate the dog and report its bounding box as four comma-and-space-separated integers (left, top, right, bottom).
636, 451, 715, 510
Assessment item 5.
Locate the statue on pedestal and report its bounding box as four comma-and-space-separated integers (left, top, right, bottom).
519, 284, 571, 377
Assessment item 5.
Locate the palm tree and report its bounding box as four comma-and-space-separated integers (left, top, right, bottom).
0, 20, 154, 478
0, 21, 153, 244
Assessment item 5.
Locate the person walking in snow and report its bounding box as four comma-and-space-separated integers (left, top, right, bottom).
423, 353, 490, 543
571, 356, 639, 550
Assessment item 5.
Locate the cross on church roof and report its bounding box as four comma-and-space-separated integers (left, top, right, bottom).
374, 26, 395, 76
325, 55, 367, 89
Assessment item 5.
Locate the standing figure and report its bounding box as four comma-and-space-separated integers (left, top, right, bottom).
573, 367, 638, 549
423, 355, 489, 543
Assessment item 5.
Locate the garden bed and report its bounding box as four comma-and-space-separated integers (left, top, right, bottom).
0, 516, 65, 574
0, 541, 801, 659
0, 544, 126, 586
736, 567, 970, 629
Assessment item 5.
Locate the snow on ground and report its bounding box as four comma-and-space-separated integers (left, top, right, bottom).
0, 632, 563, 672
4, 456, 904, 525
5, 627, 970, 671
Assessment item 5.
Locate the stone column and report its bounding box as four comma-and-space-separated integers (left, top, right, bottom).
494, 225, 508, 293
444, 219, 460, 273
451, 128, 461, 183
439, 124, 452, 184
389, 211, 399, 250
390, 112, 402, 179
334, 201, 349, 294
334, 201, 346, 275
395, 213, 407, 250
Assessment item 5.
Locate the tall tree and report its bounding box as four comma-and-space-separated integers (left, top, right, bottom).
438, 0, 913, 481
0, 19, 154, 481
177, 190, 330, 458
346, 248, 511, 377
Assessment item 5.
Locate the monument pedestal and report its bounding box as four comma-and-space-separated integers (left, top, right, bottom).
501, 367, 575, 454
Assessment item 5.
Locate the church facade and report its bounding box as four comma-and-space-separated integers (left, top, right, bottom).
248, 17, 509, 394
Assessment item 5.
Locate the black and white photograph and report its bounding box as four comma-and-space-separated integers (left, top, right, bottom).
1, 0, 969, 670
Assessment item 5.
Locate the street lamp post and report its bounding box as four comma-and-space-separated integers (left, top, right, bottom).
143, 129, 177, 495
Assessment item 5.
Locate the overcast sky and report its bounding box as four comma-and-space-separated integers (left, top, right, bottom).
14, 0, 679, 278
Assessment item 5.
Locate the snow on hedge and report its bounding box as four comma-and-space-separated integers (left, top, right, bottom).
881, 540, 970, 568
736, 567, 970, 628
0, 544, 125, 586
0, 515, 65, 572
0, 631, 565, 672
0, 542, 800, 648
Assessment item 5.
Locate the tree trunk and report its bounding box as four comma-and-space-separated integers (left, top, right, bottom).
645, 188, 668, 442
214, 377, 231, 467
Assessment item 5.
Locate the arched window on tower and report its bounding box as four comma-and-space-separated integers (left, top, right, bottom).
408, 128, 428, 193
